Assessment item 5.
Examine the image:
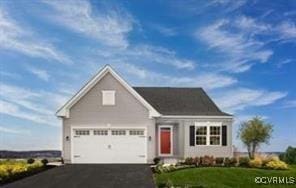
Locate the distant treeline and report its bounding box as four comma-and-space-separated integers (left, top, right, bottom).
0, 150, 61, 158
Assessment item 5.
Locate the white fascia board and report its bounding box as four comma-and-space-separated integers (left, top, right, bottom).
160, 115, 233, 119
56, 65, 161, 118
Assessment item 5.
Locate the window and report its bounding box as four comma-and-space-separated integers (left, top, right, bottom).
194, 123, 222, 146
210, 126, 221, 145
129, 130, 144, 135
102, 90, 115, 105
94, 130, 108, 136
111, 130, 126, 135
75, 130, 89, 136
195, 126, 207, 145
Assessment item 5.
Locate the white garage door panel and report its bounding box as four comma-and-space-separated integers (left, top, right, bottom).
72, 128, 146, 164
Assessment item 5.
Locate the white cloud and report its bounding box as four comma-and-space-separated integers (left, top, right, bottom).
116, 63, 236, 89
97, 44, 197, 70
0, 125, 30, 135
27, 67, 50, 81
150, 24, 177, 36
197, 19, 273, 73
276, 59, 294, 68
0, 100, 57, 126
0, 83, 69, 126
215, 88, 287, 113
0, 6, 71, 64
276, 21, 296, 41
44, 0, 133, 48
234, 16, 270, 35
282, 100, 296, 108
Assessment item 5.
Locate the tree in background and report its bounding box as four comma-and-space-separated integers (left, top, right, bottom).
238, 117, 273, 159
279, 146, 296, 164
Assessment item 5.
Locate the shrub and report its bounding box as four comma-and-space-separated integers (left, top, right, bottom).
249, 158, 262, 168
215, 157, 224, 166
41, 159, 48, 166
200, 155, 214, 166
281, 146, 296, 164
239, 157, 250, 167
193, 157, 200, 166
262, 156, 279, 166
27, 158, 35, 164
224, 157, 231, 167
153, 157, 161, 165
184, 157, 194, 165
265, 160, 288, 170
229, 157, 238, 166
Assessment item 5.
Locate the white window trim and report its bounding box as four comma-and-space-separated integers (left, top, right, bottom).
158, 125, 173, 156
102, 90, 115, 106
194, 122, 222, 146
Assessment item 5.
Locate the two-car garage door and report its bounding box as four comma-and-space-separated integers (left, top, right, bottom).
72, 128, 147, 164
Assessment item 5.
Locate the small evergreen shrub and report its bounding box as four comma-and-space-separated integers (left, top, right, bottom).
27, 158, 35, 164
215, 157, 224, 166
41, 159, 48, 166
201, 155, 214, 166
224, 157, 231, 167
229, 157, 238, 166
239, 157, 250, 167
153, 157, 161, 165
184, 157, 194, 165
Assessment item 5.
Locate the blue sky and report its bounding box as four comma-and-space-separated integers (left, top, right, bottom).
0, 0, 295, 152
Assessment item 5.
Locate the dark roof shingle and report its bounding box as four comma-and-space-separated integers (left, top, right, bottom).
133, 87, 231, 116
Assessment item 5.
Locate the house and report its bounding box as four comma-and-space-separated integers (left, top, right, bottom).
56, 65, 233, 164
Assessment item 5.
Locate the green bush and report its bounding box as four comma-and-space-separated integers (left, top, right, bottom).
280, 146, 296, 164
239, 157, 250, 167
153, 157, 161, 165
224, 157, 231, 167
229, 157, 238, 166
41, 159, 48, 166
215, 157, 224, 166
27, 158, 35, 164
184, 157, 194, 165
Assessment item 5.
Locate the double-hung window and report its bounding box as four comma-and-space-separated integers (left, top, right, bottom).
210, 126, 221, 145
195, 126, 207, 145
195, 122, 221, 146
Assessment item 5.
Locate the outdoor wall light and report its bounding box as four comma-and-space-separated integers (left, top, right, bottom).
66, 136, 70, 141
148, 136, 152, 141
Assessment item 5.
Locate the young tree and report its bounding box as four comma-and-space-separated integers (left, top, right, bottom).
237, 117, 273, 159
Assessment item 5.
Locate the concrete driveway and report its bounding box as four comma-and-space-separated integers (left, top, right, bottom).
3, 164, 155, 188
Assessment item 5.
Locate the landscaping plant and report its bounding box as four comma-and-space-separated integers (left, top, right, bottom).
237, 116, 273, 159
41, 159, 48, 166
238, 157, 250, 167
27, 158, 35, 164
279, 146, 296, 164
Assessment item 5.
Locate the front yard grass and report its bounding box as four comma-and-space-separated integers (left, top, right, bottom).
155, 165, 296, 188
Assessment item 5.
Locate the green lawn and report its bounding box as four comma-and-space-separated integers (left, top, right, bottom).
155, 165, 296, 188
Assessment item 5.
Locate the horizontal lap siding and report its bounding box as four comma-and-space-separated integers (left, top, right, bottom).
63, 73, 155, 163
184, 118, 233, 158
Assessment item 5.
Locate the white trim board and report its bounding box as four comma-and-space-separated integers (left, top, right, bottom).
56, 65, 161, 118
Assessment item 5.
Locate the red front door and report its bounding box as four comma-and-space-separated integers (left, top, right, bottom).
160, 128, 171, 154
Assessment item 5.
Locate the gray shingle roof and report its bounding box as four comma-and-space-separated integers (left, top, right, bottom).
133, 87, 231, 116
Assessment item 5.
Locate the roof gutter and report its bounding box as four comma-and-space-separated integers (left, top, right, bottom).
160, 115, 233, 119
